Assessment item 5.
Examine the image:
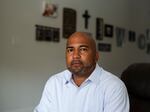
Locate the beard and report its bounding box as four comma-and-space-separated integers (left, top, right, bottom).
67, 60, 93, 75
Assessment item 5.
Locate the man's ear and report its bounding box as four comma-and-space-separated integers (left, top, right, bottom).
95, 51, 99, 62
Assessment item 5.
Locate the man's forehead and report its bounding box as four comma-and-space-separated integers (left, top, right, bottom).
67, 43, 89, 48
67, 37, 91, 45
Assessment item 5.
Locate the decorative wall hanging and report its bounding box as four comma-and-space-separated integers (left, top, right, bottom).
98, 43, 111, 52
146, 43, 150, 54
35, 25, 60, 42
96, 17, 104, 40
137, 34, 146, 49
146, 29, 150, 54
82, 10, 91, 29
104, 24, 114, 37
128, 31, 136, 42
63, 8, 76, 38
42, 2, 58, 17
146, 29, 150, 42
116, 27, 125, 47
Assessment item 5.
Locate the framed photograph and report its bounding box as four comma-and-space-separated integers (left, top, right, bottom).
116, 27, 125, 47
98, 43, 111, 52
147, 43, 150, 54
35, 25, 60, 42
63, 8, 76, 38
104, 24, 114, 37
42, 3, 58, 18
128, 30, 136, 42
137, 34, 146, 49
96, 17, 104, 40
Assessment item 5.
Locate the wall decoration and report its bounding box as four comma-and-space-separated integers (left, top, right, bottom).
42, 2, 58, 17
52, 28, 60, 42
146, 43, 150, 54
128, 31, 136, 42
96, 17, 104, 40
137, 34, 146, 49
82, 10, 91, 29
98, 43, 111, 52
104, 24, 114, 37
35, 25, 60, 42
146, 29, 150, 42
116, 27, 125, 47
63, 8, 76, 38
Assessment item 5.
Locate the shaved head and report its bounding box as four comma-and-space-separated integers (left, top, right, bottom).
66, 32, 99, 78
67, 32, 97, 53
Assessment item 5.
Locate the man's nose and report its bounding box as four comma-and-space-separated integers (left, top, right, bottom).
73, 49, 80, 59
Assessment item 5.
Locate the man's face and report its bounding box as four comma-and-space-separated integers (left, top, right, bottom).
66, 35, 98, 75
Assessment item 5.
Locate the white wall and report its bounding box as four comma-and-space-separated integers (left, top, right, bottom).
0, 0, 150, 112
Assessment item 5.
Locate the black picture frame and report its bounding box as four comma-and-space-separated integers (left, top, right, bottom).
104, 24, 113, 37
96, 17, 104, 40
147, 43, 150, 54
98, 43, 111, 52
116, 27, 125, 47
128, 30, 136, 42
63, 8, 76, 38
137, 34, 146, 49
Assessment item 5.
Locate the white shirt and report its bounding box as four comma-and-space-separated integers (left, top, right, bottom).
34, 64, 129, 112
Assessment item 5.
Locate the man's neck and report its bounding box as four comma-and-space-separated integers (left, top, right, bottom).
72, 74, 88, 87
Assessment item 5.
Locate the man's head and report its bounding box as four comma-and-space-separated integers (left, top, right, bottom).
66, 32, 99, 77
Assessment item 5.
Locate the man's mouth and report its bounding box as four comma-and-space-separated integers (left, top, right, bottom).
71, 60, 82, 66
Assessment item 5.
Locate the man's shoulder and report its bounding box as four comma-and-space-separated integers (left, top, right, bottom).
46, 70, 70, 84
100, 68, 125, 88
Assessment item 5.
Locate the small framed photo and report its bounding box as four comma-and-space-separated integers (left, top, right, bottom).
98, 43, 111, 52
128, 30, 136, 42
116, 27, 126, 47
63, 8, 76, 38
147, 43, 150, 54
104, 24, 114, 37
42, 3, 58, 18
137, 34, 146, 49
96, 17, 104, 40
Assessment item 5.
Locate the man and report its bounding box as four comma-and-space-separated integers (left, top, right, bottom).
34, 32, 129, 112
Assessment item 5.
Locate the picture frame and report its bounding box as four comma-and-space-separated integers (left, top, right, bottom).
128, 30, 136, 42
104, 24, 114, 37
98, 43, 111, 52
96, 17, 104, 40
116, 27, 125, 47
63, 8, 76, 38
137, 34, 146, 49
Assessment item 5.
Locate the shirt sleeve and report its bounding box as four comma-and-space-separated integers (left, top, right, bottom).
104, 79, 129, 112
34, 77, 57, 112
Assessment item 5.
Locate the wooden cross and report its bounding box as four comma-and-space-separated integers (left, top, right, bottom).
82, 10, 91, 29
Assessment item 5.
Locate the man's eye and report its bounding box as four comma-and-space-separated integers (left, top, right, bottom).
67, 48, 73, 53
80, 47, 88, 52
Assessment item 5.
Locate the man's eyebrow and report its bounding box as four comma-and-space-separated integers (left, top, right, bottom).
66, 45, 89, 49
66, 46, 73, 49
80, 45, 89, 48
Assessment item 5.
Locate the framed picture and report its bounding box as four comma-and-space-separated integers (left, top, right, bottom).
35, 25, 60, 42
42, 3, 58, 17
128, 30, 136, 42
137, 34, 146, 49
147, 43, 150, 54
116, 27, 125, 47
63, 8, 76, 38
96, 17, 104, 40
98, 43, 111, 52
104, 24, 114, 37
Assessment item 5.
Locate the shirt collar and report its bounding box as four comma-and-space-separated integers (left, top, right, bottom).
64, 70, 72, 85
64, 64, 102, 85
87, 64, 102, 84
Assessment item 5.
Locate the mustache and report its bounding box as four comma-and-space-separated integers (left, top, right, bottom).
71, 60, 82, 65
